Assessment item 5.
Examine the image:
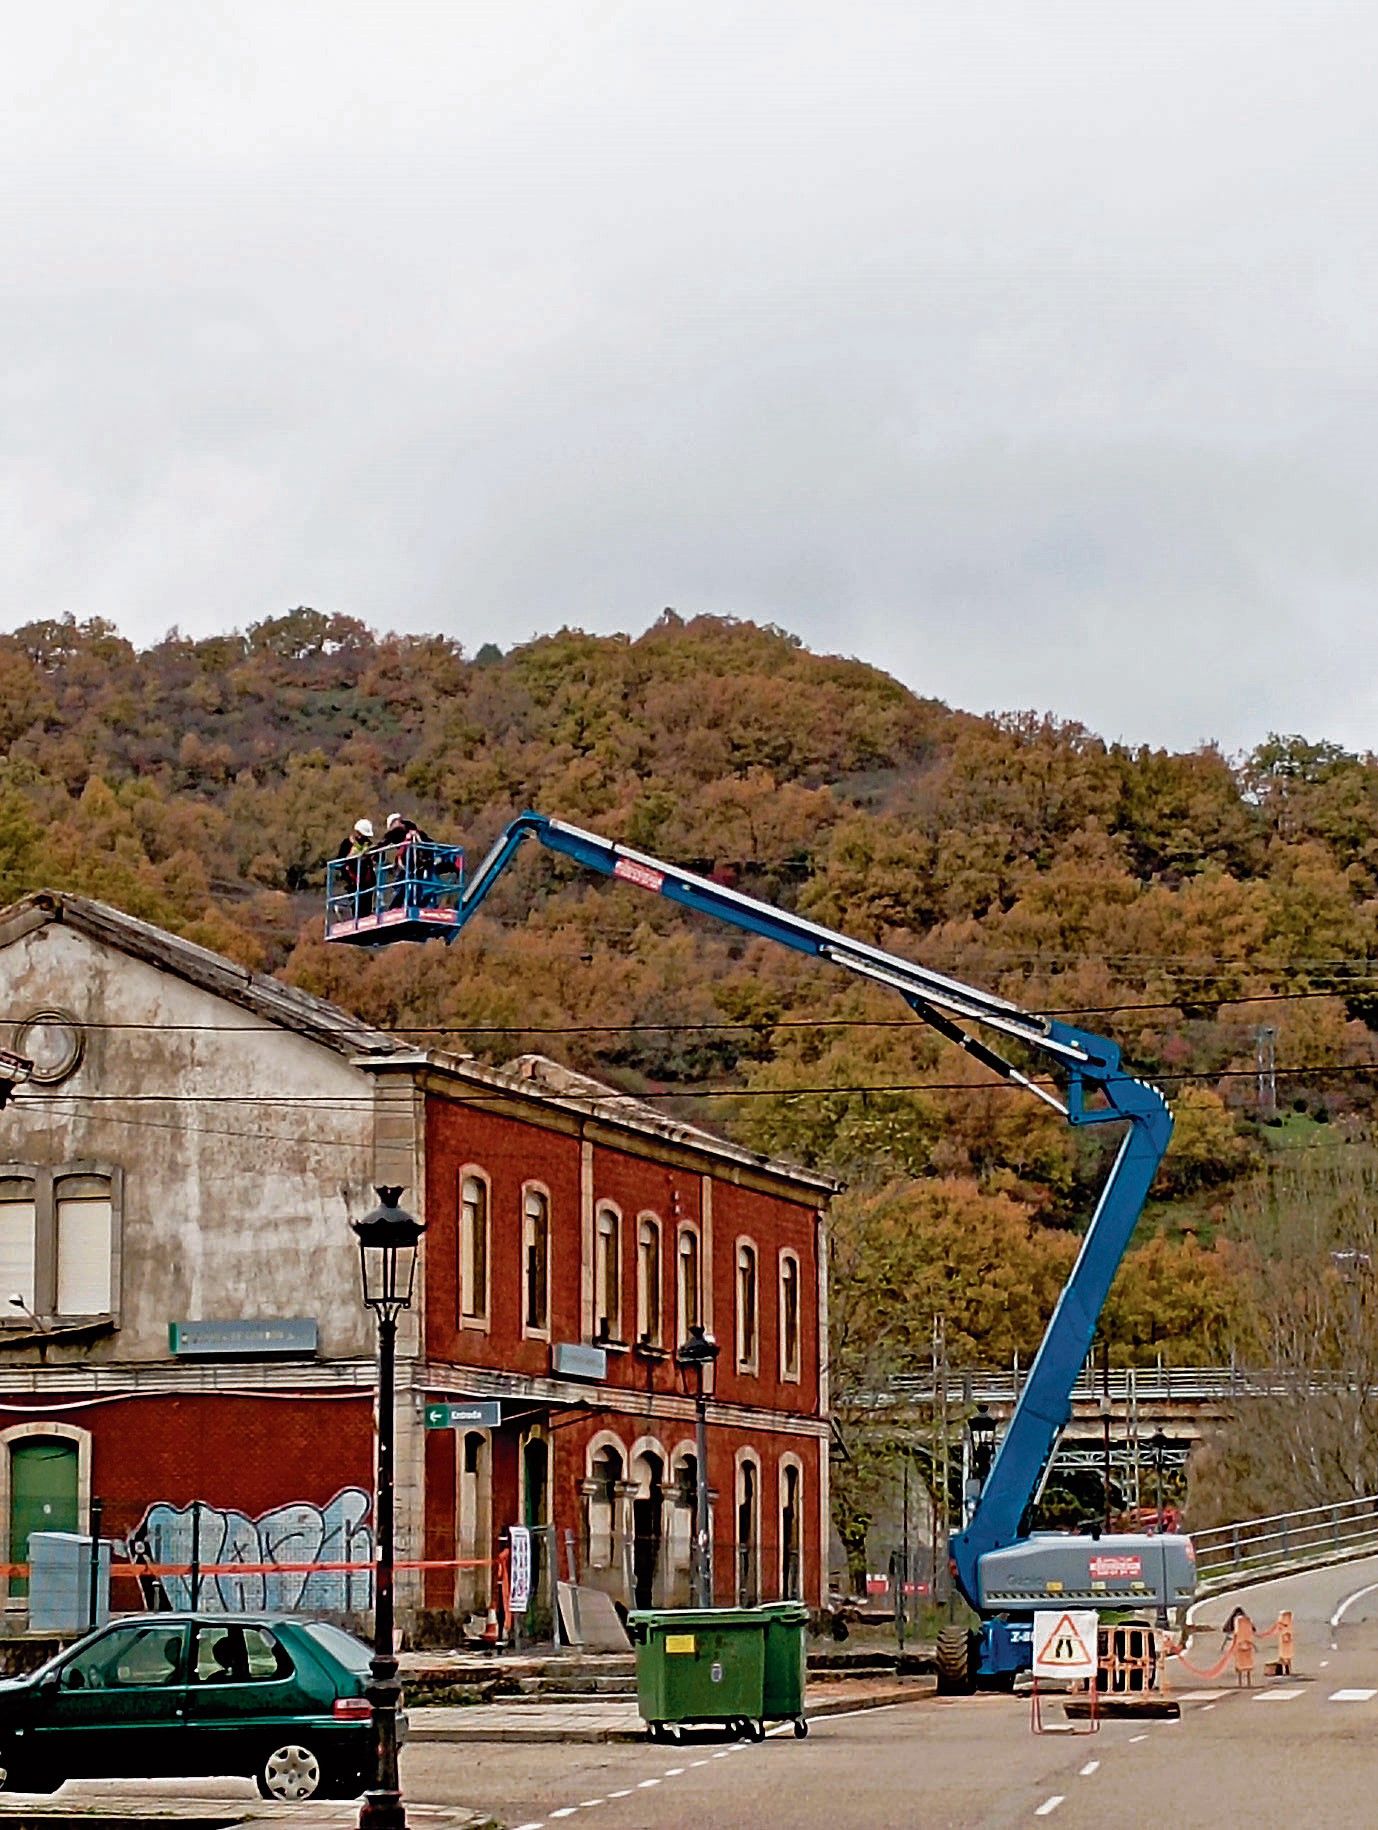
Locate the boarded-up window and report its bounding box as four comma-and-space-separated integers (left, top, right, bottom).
0, 1180, 36, 1314
523, 1187, 549, 1333
55, 1176, 113, 1316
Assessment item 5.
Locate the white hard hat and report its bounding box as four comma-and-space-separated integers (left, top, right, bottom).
354, 817, 374, 839
386, 810, 404, 827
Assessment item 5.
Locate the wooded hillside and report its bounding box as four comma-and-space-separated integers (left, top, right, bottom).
4, 606, 1375, 1392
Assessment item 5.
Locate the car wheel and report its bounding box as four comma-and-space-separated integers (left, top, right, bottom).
257, 1742, 323, 1802
0, 1757, 59, 1795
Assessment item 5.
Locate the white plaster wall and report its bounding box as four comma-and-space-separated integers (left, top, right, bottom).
0, 922, 388, 1362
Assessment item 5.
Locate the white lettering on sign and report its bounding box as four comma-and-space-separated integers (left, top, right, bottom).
614, 858, 665, 893
1088, 1554, 1143, 1581
1032, 1610, 1099, 1680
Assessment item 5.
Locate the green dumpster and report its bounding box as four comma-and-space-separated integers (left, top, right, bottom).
629, 1607, 767, 1742
761, 1601, 810, 1737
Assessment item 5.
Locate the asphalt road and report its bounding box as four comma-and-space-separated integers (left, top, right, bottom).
399, 1551, 1378, 1829
36, 1552, 1378, 1829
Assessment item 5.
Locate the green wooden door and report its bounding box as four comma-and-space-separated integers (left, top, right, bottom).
10, 1438, 79, 1598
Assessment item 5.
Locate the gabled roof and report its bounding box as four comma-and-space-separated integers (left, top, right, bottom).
0, 890, 837, 1198
363, 1048, 840, 1196
0, 890, 403, 1059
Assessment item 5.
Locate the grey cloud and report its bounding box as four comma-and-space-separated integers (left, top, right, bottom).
4, 1, 1377, 754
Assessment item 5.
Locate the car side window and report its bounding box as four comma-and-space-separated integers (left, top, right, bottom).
193, 1625, 243, 1684
64, 1625, 184, 1690
242, 1626, 293, 1681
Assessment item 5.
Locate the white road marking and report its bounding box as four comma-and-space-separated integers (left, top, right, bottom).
1201, 1704, 1216, 1712
638, 1778, 662, 1789
690, 1759, 709, 1767
1320, 1660, 1330, 1668
549, 1812, 577, 1821
1331, 1581, 1378, 1628
607, 1789, 633, 1798
1035, 1798, 1064, 1817
1079, 1760, 1100, 1777
579, 1802, 605, 1810
1129, 1733, 1148, 1743
1183, 1689, 1227, 1702
712, 1750, 731, 1759
1330, 1688, 1378, 1701
664, 1768, 685, 1776
512, 1823, 544, 1829
1255, 1687, 1305, 1701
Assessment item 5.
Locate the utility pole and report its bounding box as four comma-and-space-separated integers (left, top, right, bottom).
1256, 1025, 1278, 1119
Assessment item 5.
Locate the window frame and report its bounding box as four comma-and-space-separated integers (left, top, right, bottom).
779, 1454, 805, 1601
636, 1212, 662, 1348
457, 1166, 491, 1331
676, 1221, 702, 1347
735, 1237, 759, 1376
0, 1163, 121, 1325
594, 1201, 622, 1344
778, 1248, 802, 1384
520, 1182, 551, 1341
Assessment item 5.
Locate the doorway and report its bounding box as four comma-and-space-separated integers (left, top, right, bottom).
631, 1449, 665, 1610
9, 1438, 79, 1600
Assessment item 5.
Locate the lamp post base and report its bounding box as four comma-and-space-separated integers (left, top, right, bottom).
359, 1791, 407, 1830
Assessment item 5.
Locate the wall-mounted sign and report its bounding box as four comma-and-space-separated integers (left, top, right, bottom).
168, 1318, 319, 1358
424, 1400, 502, 1431
552, 1342, 607, 1381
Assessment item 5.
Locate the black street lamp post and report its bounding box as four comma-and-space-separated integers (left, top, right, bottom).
352, 1187, 426, 1830
676, 1325, 721, 1607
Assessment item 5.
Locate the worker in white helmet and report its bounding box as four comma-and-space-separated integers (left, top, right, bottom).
332, 816, 378, 913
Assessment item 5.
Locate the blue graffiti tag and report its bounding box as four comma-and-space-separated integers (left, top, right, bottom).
135, 1488, 373, 1613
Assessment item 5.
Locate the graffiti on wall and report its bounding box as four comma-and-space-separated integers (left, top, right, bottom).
132, 1487, 374, 1614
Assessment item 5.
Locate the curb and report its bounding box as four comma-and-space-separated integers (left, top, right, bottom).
407, 1680, 935, 1744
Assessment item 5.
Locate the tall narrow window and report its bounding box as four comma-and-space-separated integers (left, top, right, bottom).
779, 1251, 801, 1381
781, 1461, 802, 1600
54, 1175, 112, 1316
522, 1187, 549, 1334
736, 1241, 758, 1372
595, 1204, 621, 1342
0, 1180, 36, 1315
677, 1225, 701, 1344
459, 1172, 489, 1324
637, 1215, 662, 1346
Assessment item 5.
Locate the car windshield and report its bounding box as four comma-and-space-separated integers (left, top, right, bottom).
299, 1622, 372, 1674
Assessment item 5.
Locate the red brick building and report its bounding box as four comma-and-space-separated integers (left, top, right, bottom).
0, 893, 833, 1637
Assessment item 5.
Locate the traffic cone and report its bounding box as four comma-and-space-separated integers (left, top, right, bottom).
481, 1603, 499, 1645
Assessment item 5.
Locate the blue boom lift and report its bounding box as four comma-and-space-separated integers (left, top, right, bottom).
327, 813, 1196, 1687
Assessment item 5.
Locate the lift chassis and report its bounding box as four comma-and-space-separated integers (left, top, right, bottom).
326, 813, 1196, 1684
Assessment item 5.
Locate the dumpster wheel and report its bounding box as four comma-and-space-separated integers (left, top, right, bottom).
794, 1716, 809, 1738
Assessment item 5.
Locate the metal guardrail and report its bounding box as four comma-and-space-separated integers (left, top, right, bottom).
886, 1364, 1378, 1406
1192, 1493, 1378, 1587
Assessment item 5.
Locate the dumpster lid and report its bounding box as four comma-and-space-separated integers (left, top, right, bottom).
628, 1605, 802, 1629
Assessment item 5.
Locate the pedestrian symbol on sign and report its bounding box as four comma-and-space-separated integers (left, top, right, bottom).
1032, 1609, 1098, 1680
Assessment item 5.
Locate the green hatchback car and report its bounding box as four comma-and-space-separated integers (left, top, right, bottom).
0, 1613, 381, 1802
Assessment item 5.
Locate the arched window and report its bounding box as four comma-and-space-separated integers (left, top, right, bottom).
735, 1452, 760, 1607
779, 1250, 801, 1382
522, 1186, 550, 1337
780, 1458, 803, 1600
595, 1204, 621, 1343
736, 1240, 758, 1374
585, 1441, 625, 1570
676, 1224, 701, 1345
637, 1214, 662, 1346
458, 1171, 489, 1326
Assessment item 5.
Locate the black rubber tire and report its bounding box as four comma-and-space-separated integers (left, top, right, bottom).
794, 1716, 809, 1738
747, 1718, 766, 1742
935, 1625, 976, 1695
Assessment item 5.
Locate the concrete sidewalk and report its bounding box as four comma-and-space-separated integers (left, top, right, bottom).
408, 1674, 935, 1742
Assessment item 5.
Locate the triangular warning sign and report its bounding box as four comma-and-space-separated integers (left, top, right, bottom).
1038, 1612, 1094, 1666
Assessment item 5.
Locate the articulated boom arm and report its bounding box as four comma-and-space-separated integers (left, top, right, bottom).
433, 812, 1172, 1605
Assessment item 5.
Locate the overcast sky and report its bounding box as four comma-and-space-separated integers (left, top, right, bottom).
5, 2, 1376, 755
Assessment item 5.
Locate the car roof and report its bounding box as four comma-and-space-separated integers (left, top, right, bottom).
99, 1612, 318, 1629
